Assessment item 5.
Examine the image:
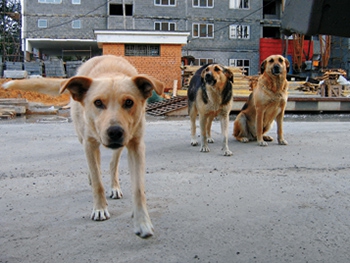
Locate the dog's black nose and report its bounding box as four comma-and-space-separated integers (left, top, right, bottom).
107, 126, 124, 140
205, 72, 216, 85
272, 65, 281, 75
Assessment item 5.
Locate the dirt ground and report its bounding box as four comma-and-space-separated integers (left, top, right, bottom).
1, 116, 350, 263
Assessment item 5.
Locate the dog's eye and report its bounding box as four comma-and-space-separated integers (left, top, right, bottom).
279, 58, 283, 63
124, 99, 134, 109
214, 66, 221, 72
94, 99, 105, 109
269, 58, 274, 63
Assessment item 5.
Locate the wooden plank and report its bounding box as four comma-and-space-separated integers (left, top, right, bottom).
0, 105, 27, 115
0, 98, 29, 107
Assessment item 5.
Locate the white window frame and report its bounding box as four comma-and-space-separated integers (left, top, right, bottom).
72, 20, 81, 29
154, 0, 176, 6
229, 0, 249, 9
72, 0, 81, 4
192, 23, 214, 38
38, 0, 62, 4
154, 22, 176, 31
229, 24, 250, 39
38, 19, 48, 28
193, 0, 214, 8
229, 59, 250, 75
194, 58, 214, 66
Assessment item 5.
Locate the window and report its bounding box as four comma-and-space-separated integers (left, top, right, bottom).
229, 24, 250, 39
109, 4, 133, 16
192, 23, 214, 38
38, 19, 48, 28
38, 0, 62, 3
72, 20, 81, 29
155, 22, 176, 31
229, 59, 250, 75
229, 0, 249, 9
194, 58, 214, 66
72, 0, 81, 4
154, 0, 176, 6
193, 0, 213, 8
125, 44, 160, 57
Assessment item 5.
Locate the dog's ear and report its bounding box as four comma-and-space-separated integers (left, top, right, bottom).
60, 76, 93, 102
284, 57, 290, 73
224, 67, 234, 83
132, 75, 165, 99
260, 59, 267, 74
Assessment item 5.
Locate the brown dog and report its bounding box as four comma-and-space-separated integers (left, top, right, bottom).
233, 55, 289, 146
3, 55, 164, 238
188, 63, 234, 156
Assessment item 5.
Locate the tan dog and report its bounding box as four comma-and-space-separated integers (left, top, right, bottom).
233, 55, 289, 146
188, 63, 234, 156
3, 55, 164, 238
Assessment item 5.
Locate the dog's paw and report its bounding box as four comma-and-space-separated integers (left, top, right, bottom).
90, 208, 110, 221
191, 139, 198, 146
207, 137, 214, 143
223, 149, 233, 156
110, 188, 123, 199
133, 213, 154, 238
263, 135, 274, 141
258, 141, 268, 146
200, 146, 210, 152
134, 220, 154, 239
278, 139, 288, 145
237, 137, 249, 143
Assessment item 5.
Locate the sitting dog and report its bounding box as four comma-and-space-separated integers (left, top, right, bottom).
233, 54, 289, 146
188, 63, 234, 156
3, 55, 164, 238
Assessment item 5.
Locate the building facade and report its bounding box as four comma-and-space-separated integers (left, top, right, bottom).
22, 0, 287, 76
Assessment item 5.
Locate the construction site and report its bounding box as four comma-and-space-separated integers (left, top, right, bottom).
1, 1, 350, 119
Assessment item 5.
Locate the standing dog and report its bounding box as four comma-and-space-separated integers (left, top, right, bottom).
233, 55, 290, 146
188, 63, 234, 156
3, 55, 164, 238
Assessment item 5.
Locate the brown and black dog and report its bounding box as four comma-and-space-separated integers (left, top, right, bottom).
188, 63, 234, 156
233, 55, 290, 146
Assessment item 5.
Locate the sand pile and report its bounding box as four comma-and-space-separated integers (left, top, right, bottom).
0, 79, 70, 106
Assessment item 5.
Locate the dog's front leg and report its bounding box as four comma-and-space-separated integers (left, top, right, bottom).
199, 114, 210, 152
127, 140, 154, 238
84, 140, 110, 221
109, 148, 124, 199
256, 108, 268, 146
206, 115, 215, 143
276, 109, 288, 145
189, 106, 199, 146
220, 112, 233, 156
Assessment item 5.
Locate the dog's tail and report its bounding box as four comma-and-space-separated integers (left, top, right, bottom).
2, 78, 67, 96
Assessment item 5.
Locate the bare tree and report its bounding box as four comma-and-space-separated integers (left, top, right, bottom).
0, 0, 22, 62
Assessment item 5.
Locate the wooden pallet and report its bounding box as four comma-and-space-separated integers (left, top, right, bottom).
146, 96, 187, 116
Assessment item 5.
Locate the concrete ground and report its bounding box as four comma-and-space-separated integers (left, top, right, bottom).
1, 116, 350, 263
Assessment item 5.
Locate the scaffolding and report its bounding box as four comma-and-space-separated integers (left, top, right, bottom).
1, 0, 22, 63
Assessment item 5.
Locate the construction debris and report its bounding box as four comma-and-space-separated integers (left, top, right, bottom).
0, 98, 28, 119
181, 65, 246, 89
146, 96, 187, 116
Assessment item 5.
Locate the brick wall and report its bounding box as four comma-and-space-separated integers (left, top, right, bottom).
102, 43, 182, 91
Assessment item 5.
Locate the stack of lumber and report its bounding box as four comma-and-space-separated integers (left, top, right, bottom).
292, 69, 350, 97
180, 65, 250, 96
0, 99, 28, 119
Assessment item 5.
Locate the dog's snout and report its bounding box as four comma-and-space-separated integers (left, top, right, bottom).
272, 64, 281, 75
107, 126, 124, 140
205, 72, 215, 84
105, 125, 124, 149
